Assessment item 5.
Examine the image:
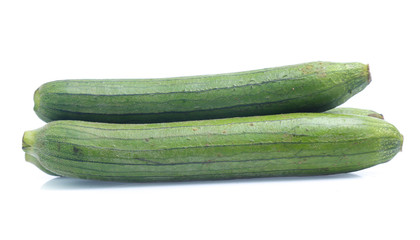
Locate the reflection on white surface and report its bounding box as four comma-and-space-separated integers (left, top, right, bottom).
41, 173, 360, 191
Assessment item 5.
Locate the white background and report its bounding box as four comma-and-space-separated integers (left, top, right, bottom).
1, 0, 419, 239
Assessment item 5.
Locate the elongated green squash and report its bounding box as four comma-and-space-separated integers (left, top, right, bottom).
24, 108, 376, 177
22, 113, 402, 182
34, 62, 371, 123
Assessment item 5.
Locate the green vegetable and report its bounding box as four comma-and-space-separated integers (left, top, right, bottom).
22, 113, 402, 182
34, 62, 371, 123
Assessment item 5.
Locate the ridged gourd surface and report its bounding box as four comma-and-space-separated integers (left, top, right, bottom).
34, 62, 371, 123
22, 113, 403, 182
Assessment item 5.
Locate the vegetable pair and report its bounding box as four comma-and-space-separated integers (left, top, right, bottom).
23, 62, 403, 182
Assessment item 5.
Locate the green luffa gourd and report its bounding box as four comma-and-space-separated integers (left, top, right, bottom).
34, 62, 371, 123
22, 112, 402, 182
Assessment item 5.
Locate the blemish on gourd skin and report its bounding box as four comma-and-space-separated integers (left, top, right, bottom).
318, 72, 327, 78
73, 146, 81, 154
301, 64, 314, 74
203, 159, 213, 164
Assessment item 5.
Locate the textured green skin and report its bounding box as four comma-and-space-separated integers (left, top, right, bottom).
34, 62, 370, 123
325, 107, 384, 119
22, 113, 402, 182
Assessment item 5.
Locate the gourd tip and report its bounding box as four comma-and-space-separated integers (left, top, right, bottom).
22, 130, 36, 151
400, 134, 404, 152
367, 64, 372, 84
33, 88, 40, 112
368, 113, 384, 120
